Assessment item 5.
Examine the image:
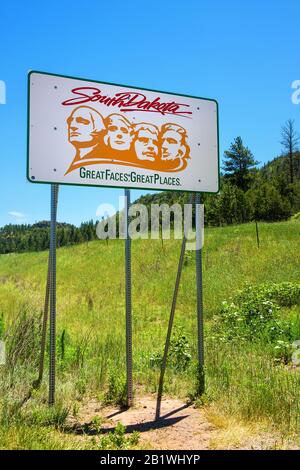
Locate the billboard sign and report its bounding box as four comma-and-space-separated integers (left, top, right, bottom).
27, 71, 219, 192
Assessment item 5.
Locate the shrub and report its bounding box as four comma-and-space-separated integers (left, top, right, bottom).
235, 282, 300, 308
273, 340, 293, 364
212, 282, 300, 362
98, 422, 139, 450
150, 328, 191, 372
168, 328, 191, 371
103, 367, 127, 408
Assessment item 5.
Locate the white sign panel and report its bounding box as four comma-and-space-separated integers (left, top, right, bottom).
27, 72, 219, 192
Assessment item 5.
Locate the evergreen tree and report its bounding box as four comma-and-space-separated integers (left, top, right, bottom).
223, 136, 259, 191
280, 119, 300, 184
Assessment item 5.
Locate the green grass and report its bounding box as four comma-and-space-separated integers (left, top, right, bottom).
0, 219, 299, 449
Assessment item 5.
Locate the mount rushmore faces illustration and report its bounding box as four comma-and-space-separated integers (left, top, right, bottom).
65, 106, 191, 175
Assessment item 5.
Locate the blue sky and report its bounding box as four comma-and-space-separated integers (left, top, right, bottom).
0, 0, 299, 227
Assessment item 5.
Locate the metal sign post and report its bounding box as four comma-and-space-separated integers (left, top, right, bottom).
124, 188, 133, 407
155, 193, 194, 420
34, 187, 59, 390
195, 193, 205, 394
155, 235, 188, 420
255, 220, 260, 248
49, 184, 58, 405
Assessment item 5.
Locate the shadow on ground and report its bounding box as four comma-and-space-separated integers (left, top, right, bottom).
65, 404, 190, 436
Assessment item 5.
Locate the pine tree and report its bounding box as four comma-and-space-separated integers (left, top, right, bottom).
223, 136, 259, 191
280, 119, 300, 184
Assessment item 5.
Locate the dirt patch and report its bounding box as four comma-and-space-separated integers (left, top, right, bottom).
66, 395, 293, 450
68, 395, 216, 450
105, 396, 215, 450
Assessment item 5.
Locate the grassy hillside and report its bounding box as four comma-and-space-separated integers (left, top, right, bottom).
0, 220, 299, 449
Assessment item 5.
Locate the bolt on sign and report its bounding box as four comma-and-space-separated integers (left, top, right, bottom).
27, 71, 219, 192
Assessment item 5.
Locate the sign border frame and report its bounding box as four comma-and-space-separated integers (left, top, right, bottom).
27, 70, 220, 194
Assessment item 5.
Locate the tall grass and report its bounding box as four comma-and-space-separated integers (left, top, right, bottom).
0, 220, 299, 448
206, 339, 300, 433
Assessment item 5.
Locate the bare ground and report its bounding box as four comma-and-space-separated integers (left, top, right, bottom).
66, 394, 291, 450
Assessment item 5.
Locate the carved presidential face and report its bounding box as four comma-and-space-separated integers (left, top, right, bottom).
161, 130, 184, 160
104, 116, 132, 150
68, 108, 103, 148
134, 129, 158, 161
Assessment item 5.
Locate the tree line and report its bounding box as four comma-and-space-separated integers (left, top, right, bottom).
0, 220, 98, 254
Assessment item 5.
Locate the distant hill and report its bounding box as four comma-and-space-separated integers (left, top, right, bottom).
260, 152, 300, 182
31, 220, 74, 230
0, 220, 97, 254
